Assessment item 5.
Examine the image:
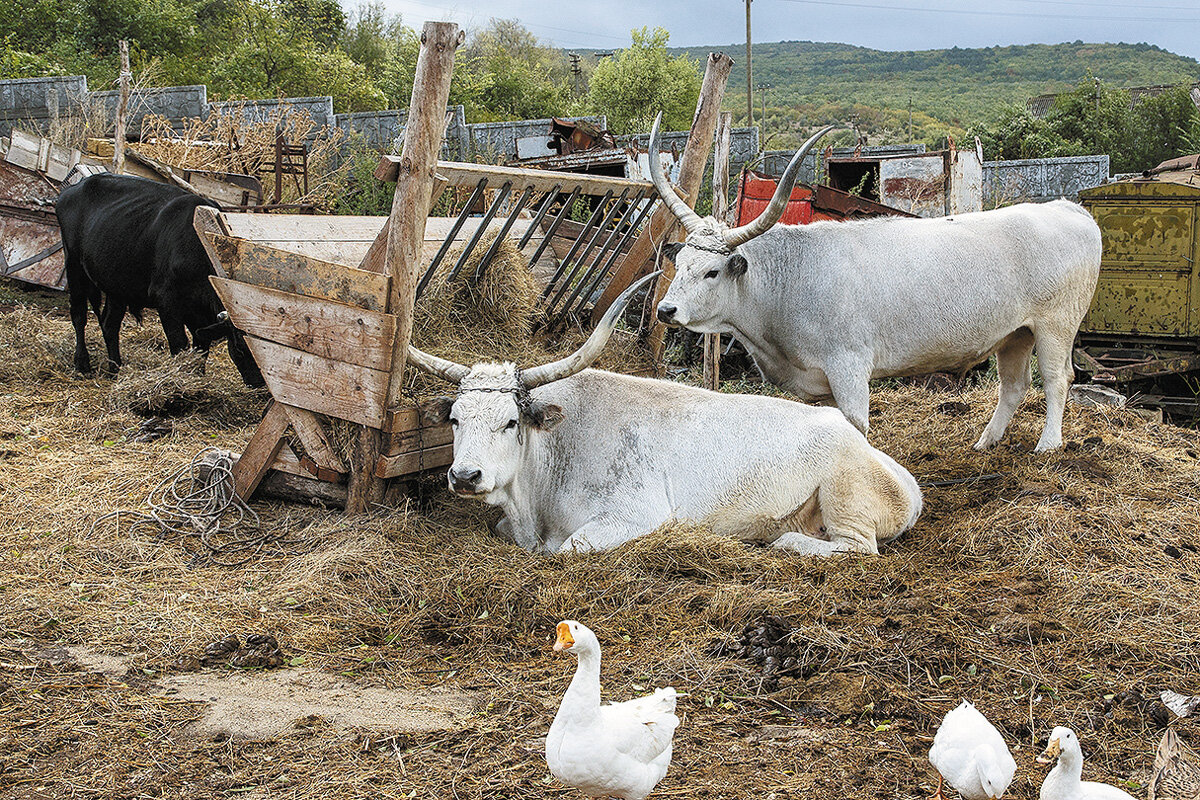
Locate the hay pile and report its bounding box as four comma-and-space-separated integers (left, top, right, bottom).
401, 231, 654, 401
3, 311, 1200, 800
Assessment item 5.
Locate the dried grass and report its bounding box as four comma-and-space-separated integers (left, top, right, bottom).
3, 294, 1200, 798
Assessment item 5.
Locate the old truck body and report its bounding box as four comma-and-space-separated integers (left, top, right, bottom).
1076, 156, 1200, 413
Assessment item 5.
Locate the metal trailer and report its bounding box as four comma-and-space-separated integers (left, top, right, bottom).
1076, 154, 1200, 418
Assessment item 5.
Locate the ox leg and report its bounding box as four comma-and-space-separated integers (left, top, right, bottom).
824, 361, 872, 435
69, 284, 93, 374
98, 299, 127, 376
974, 328, 1035, 451
558, 518, 645, 554
160, 313, 191, 355
1032, 331, 1075, 452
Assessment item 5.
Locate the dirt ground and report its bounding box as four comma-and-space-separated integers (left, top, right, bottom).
2, 288, 1199, 800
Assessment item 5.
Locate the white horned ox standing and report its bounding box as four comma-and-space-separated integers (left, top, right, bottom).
648, 114, 1102, 452
407, 275, 922, 557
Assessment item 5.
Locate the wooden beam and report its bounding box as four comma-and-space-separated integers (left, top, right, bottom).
193, 206, 231, 277
347, 20, 463, 514
211, 276, 396, 369
206, 233, 390, 312
281, 404, 347, 473
376, 443, 456, 479
231, 401, 290, 500
375, 159, 654, 197
704, 110, 733, 391
113, 41, 130, 174
591, 52, 735, 325
243, 336, 388, 429
646, 54, 735, 363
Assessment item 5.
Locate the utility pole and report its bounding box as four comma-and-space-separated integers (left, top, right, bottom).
745, 0, 753, 128
569, 52, 581, 94
756, 82, 772, 134
908, 96, 913, 141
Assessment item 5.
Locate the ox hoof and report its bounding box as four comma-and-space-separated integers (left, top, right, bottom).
1033, 438, 1062, 453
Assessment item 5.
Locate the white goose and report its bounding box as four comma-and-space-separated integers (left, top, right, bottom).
1037, 726, 1136, 800
929, 700, 1018, 800
546, 620, 680, 800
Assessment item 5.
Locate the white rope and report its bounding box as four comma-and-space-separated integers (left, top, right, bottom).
91, 448, 294, 566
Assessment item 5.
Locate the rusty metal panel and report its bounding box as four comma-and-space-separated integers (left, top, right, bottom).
878, 155, 945, 217
1086, 272, 1191, 336
1080, 193, 1197, 338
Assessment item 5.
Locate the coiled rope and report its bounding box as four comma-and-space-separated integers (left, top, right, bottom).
91, 448, 295, 566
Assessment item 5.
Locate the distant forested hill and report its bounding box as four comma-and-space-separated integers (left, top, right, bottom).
582, 40, 1200, 145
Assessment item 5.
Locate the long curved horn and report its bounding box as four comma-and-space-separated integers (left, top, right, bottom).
722, 125, 836, 250
406, 345, 470, 385
522, 270, 662, 389
647, 112, 703, 235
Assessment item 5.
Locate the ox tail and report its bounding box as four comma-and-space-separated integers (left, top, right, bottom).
874, 450, 923, 534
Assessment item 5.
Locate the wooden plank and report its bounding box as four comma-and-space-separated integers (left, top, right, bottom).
222, 213, 387, 243
232, 401, 290, 500
350, 21, 462, 514
193, 206, 231, 277
704, 110, 732, 391
207, 233, 390, 312
376, 443, 455, 478
244, 336, 388, 428
210, 276, 395, 369
385, 422, 454, 455
376, 158, 653, 197
270, 443, 312, 478
281, 404, 347, 473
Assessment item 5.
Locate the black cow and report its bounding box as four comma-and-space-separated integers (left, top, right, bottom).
56, 174, 264, 386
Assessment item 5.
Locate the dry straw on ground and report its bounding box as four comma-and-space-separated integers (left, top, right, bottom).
1, 292, 1199, 799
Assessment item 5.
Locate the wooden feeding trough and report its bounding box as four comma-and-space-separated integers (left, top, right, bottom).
199, 26, 732, 512
198, 161, 659, 508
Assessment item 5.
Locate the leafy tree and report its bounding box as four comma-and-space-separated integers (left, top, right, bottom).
969, 77, 1200, 172
458, 19, 572, 121
588, 27, 700, 134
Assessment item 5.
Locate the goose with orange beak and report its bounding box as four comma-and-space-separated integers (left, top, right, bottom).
546, 621, 679, 800
1037, 726, 1135, 800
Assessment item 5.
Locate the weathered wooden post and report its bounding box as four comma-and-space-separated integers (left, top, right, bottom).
591, 52, 733, 339
113, 41, 131, 174
703, 110, 733, 390
346, 21, 464, 513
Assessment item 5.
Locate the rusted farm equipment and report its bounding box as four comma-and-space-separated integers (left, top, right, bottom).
1076, 155, 1200, 419
733, 169, 916, 226
196, 30, 732, 512
822, 140, 983, 218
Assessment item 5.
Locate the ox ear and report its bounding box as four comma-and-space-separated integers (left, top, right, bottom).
528, 400, 564, 431
662, 242, 685, 261
422, 396, 455, 426
727, 253, 749, 277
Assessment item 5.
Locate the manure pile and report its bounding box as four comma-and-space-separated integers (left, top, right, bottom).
1, 289, 1199, 799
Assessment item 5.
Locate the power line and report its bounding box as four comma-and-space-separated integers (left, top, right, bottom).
390, 0, 629, 45
772, 0, 1200, 23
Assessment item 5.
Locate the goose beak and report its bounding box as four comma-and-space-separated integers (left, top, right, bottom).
1036, 738, 1061, 764
553, 622, 574, 653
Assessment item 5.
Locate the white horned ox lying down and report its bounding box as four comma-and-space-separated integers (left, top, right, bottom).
647, 114, 1102, 452
406, 274, 922, 557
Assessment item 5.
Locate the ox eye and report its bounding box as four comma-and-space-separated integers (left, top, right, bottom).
704, 269, 720, 279
504, 419, 518, 431
449, 418, 459, 427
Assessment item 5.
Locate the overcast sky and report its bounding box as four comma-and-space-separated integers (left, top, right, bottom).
380, 0, 1200, 61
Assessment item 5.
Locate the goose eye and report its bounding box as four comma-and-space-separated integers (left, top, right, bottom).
704, 269, 720, 279
505, 419, 518, 431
